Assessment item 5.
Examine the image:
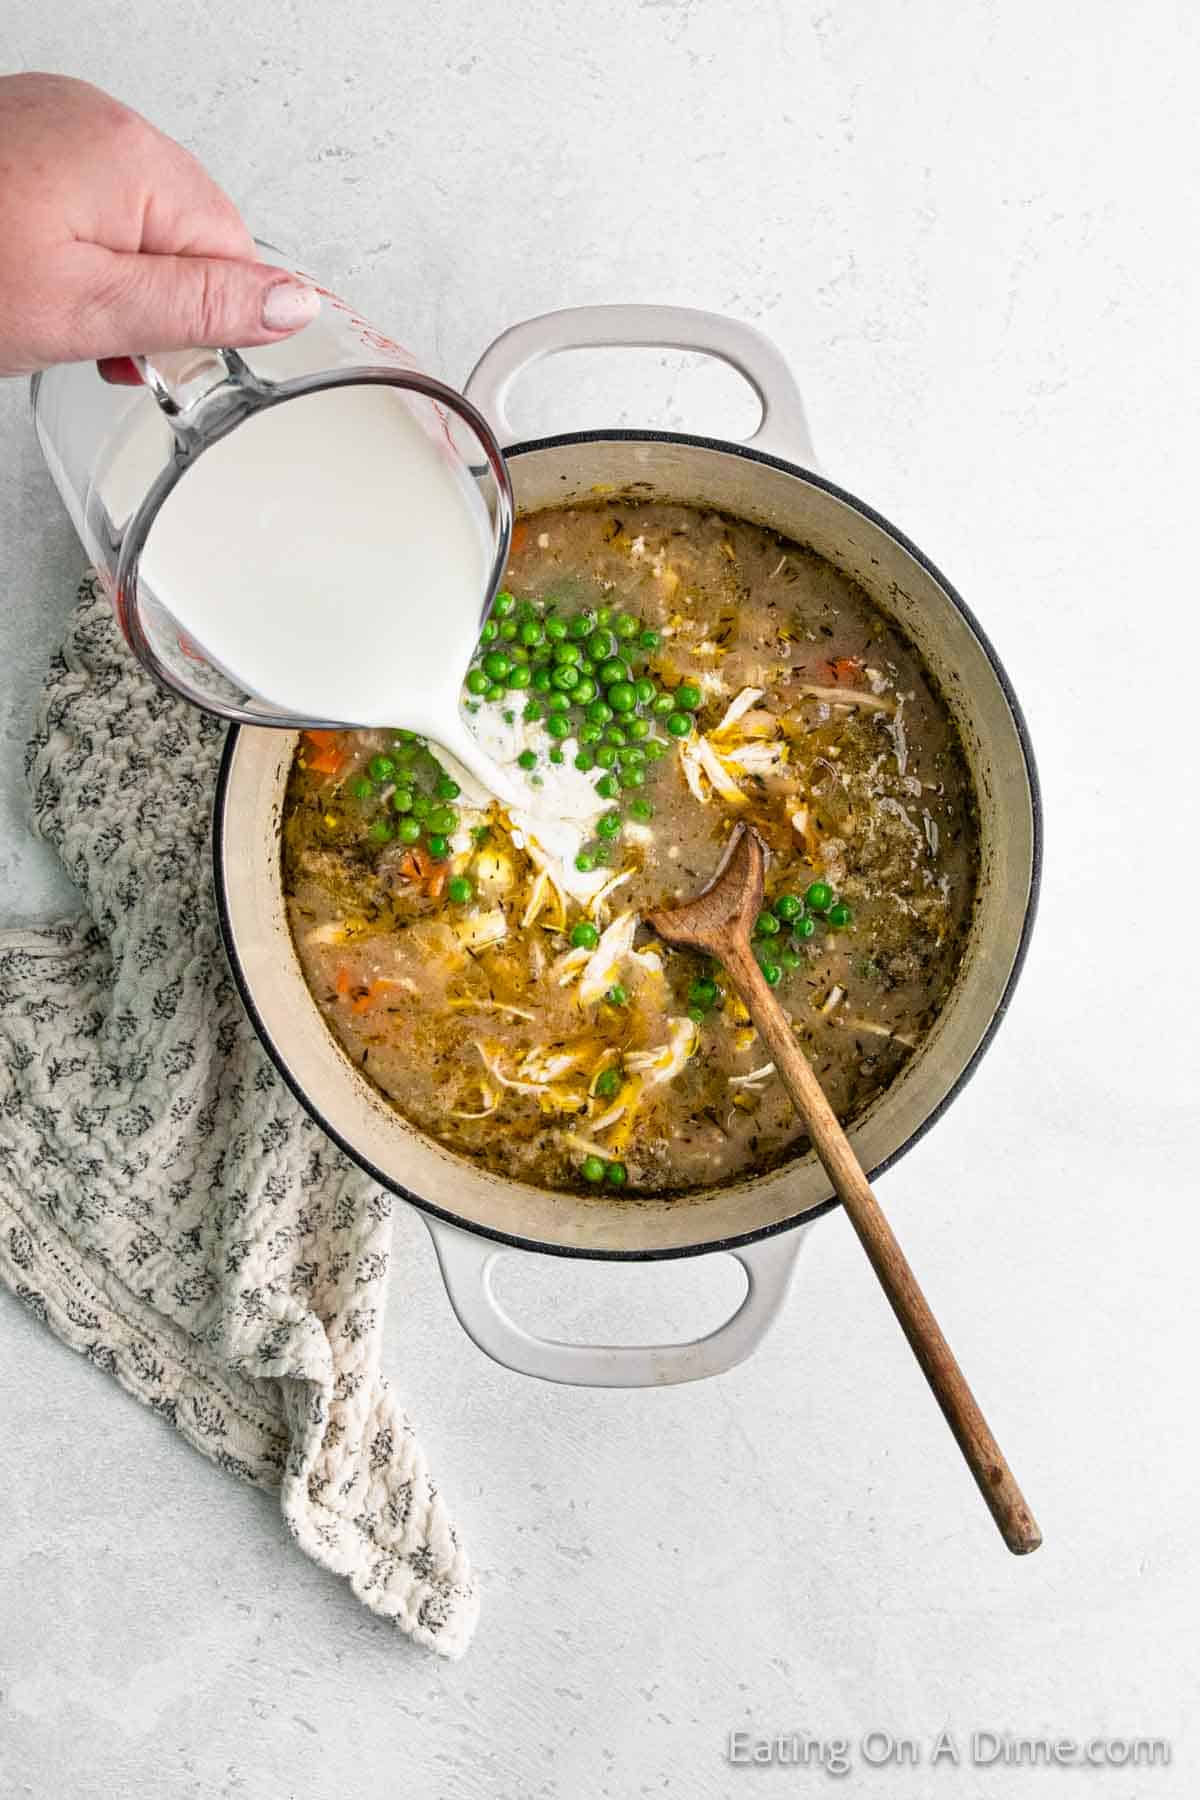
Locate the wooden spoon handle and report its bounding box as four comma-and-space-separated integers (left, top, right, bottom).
723, 936, 1042, 1555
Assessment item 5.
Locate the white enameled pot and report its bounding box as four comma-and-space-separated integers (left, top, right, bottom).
214, 306, 1040, 1388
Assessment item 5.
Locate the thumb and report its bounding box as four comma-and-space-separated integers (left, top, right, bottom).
89, 251, 321, 357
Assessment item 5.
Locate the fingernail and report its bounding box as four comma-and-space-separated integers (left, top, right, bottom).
262, 281, 321, 332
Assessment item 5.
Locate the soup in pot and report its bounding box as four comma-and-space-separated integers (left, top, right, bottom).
282, 502, 979, 1196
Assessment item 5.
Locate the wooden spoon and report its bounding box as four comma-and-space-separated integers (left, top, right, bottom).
645, 822, 1041, 1556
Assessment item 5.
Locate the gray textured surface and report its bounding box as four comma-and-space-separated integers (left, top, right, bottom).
2, 3, 1198, 1796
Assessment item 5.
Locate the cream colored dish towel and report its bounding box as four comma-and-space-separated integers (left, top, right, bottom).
0, 576, 477, 1658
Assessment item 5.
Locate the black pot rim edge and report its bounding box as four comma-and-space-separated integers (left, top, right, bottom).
211, 428, 1043, 1264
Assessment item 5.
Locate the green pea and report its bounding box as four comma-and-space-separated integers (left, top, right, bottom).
620, 767, 645, 790
627, 716, 650, 740
675, 682, 702, 710
586, 700, 614, 726
508, 643, 530, 664
639, 629, 660, 651
435, 777, 460, 801
793, 916, 816, 941
425, 833, 449, 859
665, 711, 692, 737
545, 616, 568, 641
479, 619, 498, 644
552, 664, 580, 691
567, 611, 595, 639
643, 740, 668, 760
546, 689, 570, 712
605, 1160, 628, 1187
396, 816, 421, 844
780, 946, 803, 969
604, 725, 628, 747
507, 665, 532, 689
597, 810, 622, 837
614, 612, 639, 640
579, 723, 604, 745
687, 1006, 706, 1026
482, 651, 511, 682
598, 657, 630, 686
553, 640, 582, 667
429, 805, 458, 834
485, 682, 505, 703
587, 629, 616, 662
773, 892, 802, 921
546, 711, 573, 739
605, 984, 628, 1005
652, 692, 675, 715
498, 620, 518, 640
519, 620, 544, 647
633, 677, 656, 706
619, 745, 646, 765
523, 700, 544, 722
595, 774, 619, 799
760, 960, 783, 987
575, 852, 595, 873
755, 911, 781, 937
581, 1155, 606, 1184
595, 745, 618, 769
805, 881, 834, 914
350, 776, 374, 801
574, 749, 595, 773
493, 591, 515, 617
466, 668, 489, 696
592, 846, 610, 865
447, 876, 473, 904
391, 788, 415, 812
827, 901, 852, 928
574, 676, 598, 704
411, 793, 431, 819
630, 798, 654, 820
367, 754, 394, 781
595, 607, 613, 627
688, 978, 718, 1009
367, 818, 394, 843
394, 743, 418, 766
549, 748, 565, 765
532, 668, 553, 692
570, 921, 600, 950
608, 681, 637, 713
517, 749, 538, 770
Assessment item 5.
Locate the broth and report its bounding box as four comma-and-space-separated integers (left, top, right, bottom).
283, 502, 979, 1196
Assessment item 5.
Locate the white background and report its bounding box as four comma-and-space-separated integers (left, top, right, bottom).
2, 3, 1198, 1796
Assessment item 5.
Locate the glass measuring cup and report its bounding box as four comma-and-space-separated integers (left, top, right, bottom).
30, 245, 519, 796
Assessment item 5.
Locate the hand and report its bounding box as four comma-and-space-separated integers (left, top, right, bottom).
0, 72, 319, 377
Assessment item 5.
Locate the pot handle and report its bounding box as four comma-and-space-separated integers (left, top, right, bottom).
464, 304, 816, 467
421, 1215, 807, 1387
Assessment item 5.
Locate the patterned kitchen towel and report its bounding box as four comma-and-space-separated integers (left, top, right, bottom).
0, 575, 477, 1658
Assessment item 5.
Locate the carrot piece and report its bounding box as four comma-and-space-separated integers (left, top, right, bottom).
510, 520, 529, 555
308, 747, 344, 775
830, 657, 864, 685
396, 850, 422, 883
335, 966, 352, 997
424, 869, 448, 900
302, 728, 346, 776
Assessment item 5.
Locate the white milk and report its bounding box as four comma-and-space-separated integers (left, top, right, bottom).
139, 384, 493, 726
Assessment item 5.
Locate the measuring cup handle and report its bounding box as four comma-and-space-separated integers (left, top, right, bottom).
136, 347, 256, 433
465, 304, 817, 467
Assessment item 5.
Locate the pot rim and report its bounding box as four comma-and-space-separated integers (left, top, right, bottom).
212, 427, 1042, 1262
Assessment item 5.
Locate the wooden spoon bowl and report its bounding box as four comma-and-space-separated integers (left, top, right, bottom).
646, 822, 1041, 1556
